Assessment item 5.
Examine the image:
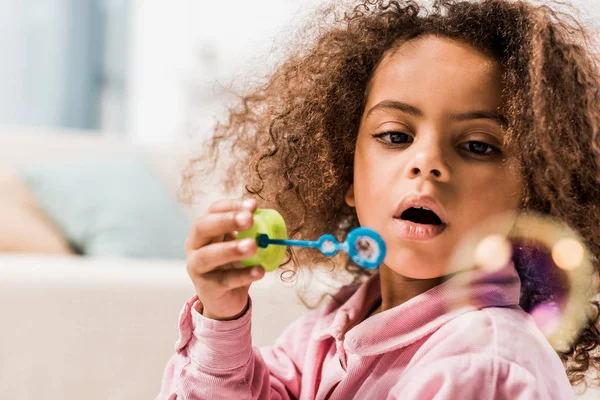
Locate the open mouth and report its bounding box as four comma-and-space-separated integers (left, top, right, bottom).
397, 207, 443, 226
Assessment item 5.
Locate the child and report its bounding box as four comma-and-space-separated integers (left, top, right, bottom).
159, 0, 600, 398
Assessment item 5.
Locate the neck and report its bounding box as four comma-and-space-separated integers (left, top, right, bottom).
371, 264, 446, 316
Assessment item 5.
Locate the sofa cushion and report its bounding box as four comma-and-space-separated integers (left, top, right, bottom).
18, 153, 193, 259
0, 172, 73, 254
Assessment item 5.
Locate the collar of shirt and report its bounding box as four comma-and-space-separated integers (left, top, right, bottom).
313, 263, 522, 358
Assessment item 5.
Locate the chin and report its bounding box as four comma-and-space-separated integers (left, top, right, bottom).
383, 251, 449, 279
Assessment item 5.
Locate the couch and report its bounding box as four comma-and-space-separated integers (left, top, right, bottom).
0, 128, 311, 399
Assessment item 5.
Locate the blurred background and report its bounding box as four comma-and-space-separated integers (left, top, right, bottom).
0, 0, 325, 143
0, 1, 599, 399
0, 2, 337, 399
0, 0, 331, 268
1, 0, 597, 142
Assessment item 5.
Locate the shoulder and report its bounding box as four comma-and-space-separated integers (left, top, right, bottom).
433, 306, 559, 366
392, 350, 576, 400
408, 306, 575, 399
392, 352, 541, 399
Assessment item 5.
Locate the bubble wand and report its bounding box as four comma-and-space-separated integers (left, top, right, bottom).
237, 209, 386, 271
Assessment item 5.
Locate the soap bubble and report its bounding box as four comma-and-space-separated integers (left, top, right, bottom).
530, 302, 561, 337
321, 239, 337, 254
552, 238, 585, 271
474, 234, 513, 273
445, 212, 594, 351
355, 236, 377, 261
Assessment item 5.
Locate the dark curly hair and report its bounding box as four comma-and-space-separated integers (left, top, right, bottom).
182, 0, 600, 389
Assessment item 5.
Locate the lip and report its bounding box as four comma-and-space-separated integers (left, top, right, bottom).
393, 193, 448, 241
393, 219, 447, 241
394, 193, 448, 222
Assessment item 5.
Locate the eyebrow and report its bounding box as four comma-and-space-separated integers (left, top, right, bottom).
366, 100, 507, 126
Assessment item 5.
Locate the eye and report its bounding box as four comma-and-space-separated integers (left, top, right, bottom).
372, 131, 413, 145
460, 141, 500, 156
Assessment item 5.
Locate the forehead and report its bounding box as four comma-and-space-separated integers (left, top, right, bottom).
366, 35, 504, 112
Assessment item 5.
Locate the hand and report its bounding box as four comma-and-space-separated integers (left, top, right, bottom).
185, 198, 264, 320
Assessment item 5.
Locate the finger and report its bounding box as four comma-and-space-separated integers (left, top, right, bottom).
224, 232, 237, 242
208, 198, 257, 214
187, 238, 257, 274
185, 211, 254, 252
204, 265, 265, 290
213, 260, 246, 271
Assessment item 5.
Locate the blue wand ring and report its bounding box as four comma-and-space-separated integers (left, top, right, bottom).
257, 226, 386, 269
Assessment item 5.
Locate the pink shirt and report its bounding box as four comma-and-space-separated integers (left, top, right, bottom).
157, 264, 575, 399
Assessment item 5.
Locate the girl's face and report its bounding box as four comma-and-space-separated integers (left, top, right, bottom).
346, 35, 523, 279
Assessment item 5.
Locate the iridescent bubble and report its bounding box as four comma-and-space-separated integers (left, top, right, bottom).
530, 302, 561, 337
552, 238, 584, 271
474, 234, 513, 273
445, 212, 594, 351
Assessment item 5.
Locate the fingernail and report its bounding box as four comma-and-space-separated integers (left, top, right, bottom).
250, 267, 262, 277
235, 211, 251, 227
238, 238, 254, 253
242, 199, 254, 210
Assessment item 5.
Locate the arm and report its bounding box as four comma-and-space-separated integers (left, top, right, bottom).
157, 295, 318, 400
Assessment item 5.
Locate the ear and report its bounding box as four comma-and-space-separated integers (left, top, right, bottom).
344, 183, 356, 207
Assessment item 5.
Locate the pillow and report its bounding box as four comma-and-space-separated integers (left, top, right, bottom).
18, 153, 192, 259
0, 171, 73, 254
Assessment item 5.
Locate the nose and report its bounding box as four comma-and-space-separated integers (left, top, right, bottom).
405, 140, 450, 182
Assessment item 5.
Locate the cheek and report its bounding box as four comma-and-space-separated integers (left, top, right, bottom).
457, 163, 522, 224
353, 145, 397, 219
354, 136, 401, 190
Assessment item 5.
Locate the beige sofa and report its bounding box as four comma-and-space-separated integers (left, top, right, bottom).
0, 128, 310, 399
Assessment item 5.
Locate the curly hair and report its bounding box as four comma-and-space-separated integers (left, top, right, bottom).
182, 0, 600, 388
